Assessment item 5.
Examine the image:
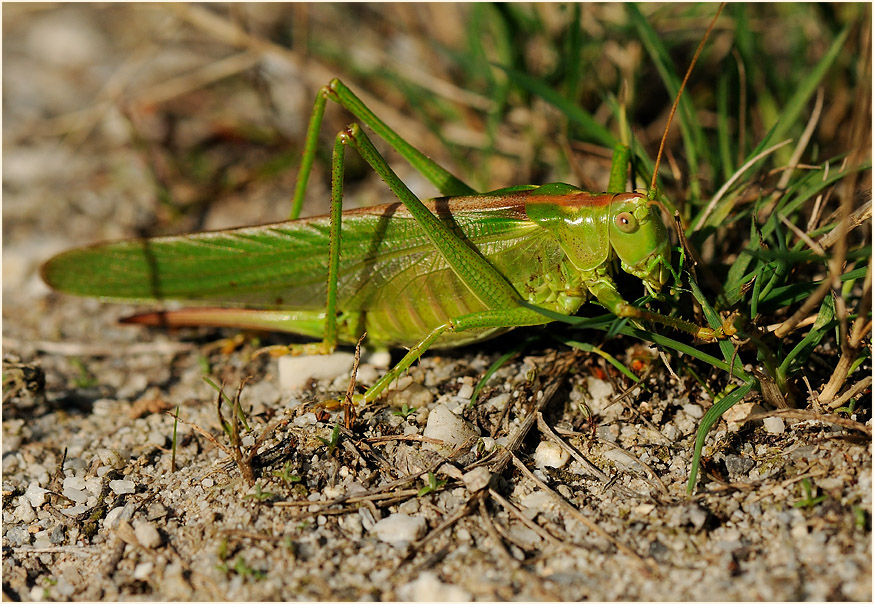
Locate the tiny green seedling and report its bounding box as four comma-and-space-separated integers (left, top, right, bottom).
792, 478, 827, 509
317, 424, 343, 454
392, 404, 417, 419
243, 481, 274, 502
272, 461, 301, 484
216, 555, 266, 580
417, 471, 447, 497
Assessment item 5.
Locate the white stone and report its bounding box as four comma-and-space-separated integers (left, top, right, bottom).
683, 403, 704, 419
15, 499, 36, 523
422, 404, 479, 453
61, 504, 88, 516
104, 506, 125, 528
586, 376, 614, 409
533, 440, 569, 468
323, 485, 344, 499
278, 352, 354, 391
604, 448, 638, 471
147, 430, 166, 447
133, 561, 154, 580
462, 467, 492, 493
293, 412, 318, 427
134, 521, 162, 548
363, 349, 392, 368
62, 486, 89, 504
763, 416, 785, 434
63, 476, 87, 491
396, 571, 472, 602
456, 382, 474, 400
722, 402, 766, 430
24, 483, 49, 507
96, 448, 127, 469
109, 479, 136, 495
634, 503, 656, 515
520, 491, 554, 519
371, 513, 426, 547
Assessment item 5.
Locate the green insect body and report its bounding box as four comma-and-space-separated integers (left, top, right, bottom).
42, 47, 721, 404
42, 187, 670, 351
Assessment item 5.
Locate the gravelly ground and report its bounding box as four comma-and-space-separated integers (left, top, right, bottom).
3, 4, 871, 601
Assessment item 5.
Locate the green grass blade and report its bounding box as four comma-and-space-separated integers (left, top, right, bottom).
557, 337, 641, 383
686, 381, 756, 494
495, 64, 617, 149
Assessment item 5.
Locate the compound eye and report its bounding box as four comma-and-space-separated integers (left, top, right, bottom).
614, 211, 638, 233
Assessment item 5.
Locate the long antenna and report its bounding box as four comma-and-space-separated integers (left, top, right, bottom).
649, 3, 726, 196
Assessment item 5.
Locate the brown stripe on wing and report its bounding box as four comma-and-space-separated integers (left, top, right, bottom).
523, 191, 644, 208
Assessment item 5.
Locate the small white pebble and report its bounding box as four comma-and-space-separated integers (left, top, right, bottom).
24, 483, 49, 507
61, 504, 88, 516
96, 448, 127, 469
134, 521, 162, 548
462, 467, 492, 493
104, 506, 124, 528
586, 376, 613, 409
293, 412, 318, 427
133, 561, 154, 580
15, 500, 36, 523
397, 571, 472, 602
62, 487, 89, 504
323, 485, 344, 499
147, 430, 166, 447
634, 503, 656, 515
604, 448, 638, 471
520, 491, 553, 518
109, 479, 136, 495
683, 403, 704, 419
533, 441, 569, 468
456, 383, 475, 400
763, 416, 785, 434
422, 404, 479, 453
371, 513, 426, 547
201, 478, 214, 488
63, 476, 86, 491
279, 352, 354, 391
363, 349, 392, 368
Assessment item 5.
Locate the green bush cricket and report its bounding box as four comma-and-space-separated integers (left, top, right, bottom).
41, 6, 728, 405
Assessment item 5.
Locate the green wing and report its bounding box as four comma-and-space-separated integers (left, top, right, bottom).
42, 195, 562, 316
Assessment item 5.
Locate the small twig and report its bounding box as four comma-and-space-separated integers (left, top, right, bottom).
773, 278, 833, 339
363, 434, 447, 446
168, 414, 233, 457
509, 453, 655, 576
744, 407, 871, 436
535, 415, 606, 482
554, 426, 669, 497
477, 499, 519, 568
816, 199, 872, 250
694, 139, 794, 231
779, 213, 826, 256
488, 488, 577, 551
825, 375, 873, 412
343, 333, 367, 428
